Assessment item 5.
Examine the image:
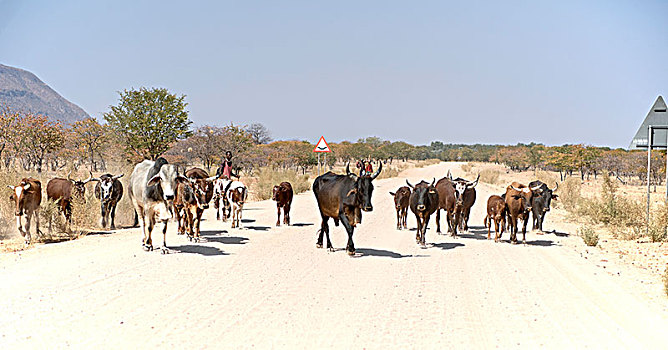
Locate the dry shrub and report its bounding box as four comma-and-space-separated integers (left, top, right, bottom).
578, 174, 645, 230
663, 266, 668, 297
39, 199, 72, 242
479, 169, 499, 185
376, 163, 407, 180
559, 177, 582, 213
461, 162, 474, 173
579, 226, 599, 247
253, 167, 310, 201
535, 170, 558, 188
415, 159, 440, 168
646, 204, 668, 243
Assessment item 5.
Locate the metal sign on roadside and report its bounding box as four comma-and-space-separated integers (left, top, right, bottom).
629, 96, 668, 149
313, 136, 331, 153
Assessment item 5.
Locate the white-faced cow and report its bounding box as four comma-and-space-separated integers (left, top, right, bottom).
447, 171, 479, 231
46, 172, 93, 232
389, 186, 411, 230
213, 178, 232, 222
226, 180, 248, 229
8, 178, 42, 244
312, 163, 381, 255
407, 179, 439, 247
129, 157, 186, 252
529, 180, 558, 233
92, 173, 124, 229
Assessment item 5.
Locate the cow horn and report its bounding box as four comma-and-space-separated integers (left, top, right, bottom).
552, 182, 559, 192
446, 170, 452, 180
7, 185, 15, 189
530, 184, 542, 191
431, 177, 436, 187
23, 183, 30, 190
370, 162, 382, 180
468, 174, 480, 187
83, 171, 93, 184
346, 163, 352, 176
112, 174, 124, 180
406, 180, 414, 189
510, 185, 521, 192
67, 171, 73, 182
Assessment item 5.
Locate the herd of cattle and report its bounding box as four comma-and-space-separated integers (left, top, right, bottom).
7, 158, 558, 255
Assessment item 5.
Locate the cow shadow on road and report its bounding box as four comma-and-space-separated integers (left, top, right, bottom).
355, 248, 428, 258
200, 230, 229, 236
431, 242, 465, 250
205, 236, 249, 245
291, 223, 314, 227
525, 239, 557, 247
241, 219, 256, 223
171, 245, 228, 256
244, 225, 271, 231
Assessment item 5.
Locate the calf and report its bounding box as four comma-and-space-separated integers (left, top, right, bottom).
174, 180, 200, 241
46, 172, 93, 232
272, 182, 293, 226
389, 186, 411, 230
226, 181, 248, 229
529, 180, 558, 233
213, 178, 232, 221
407, 179, 439, 247
92, 174, 124, 229
8, 178, 42, 244
183, 167, 218, 238
484, 195, 506, 242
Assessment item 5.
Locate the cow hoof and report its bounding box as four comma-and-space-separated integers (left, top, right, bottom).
316, 243, 323, 249
194, 237, 200, 243
142, 244, 153, 251
347, 250, 355, 256
328, 247, 335, 252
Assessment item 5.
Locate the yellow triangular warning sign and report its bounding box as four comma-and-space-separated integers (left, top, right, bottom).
313, 136, 331, 153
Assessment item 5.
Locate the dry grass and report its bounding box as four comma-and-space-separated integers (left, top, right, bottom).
663, 266, 668, 297
461, 162, 474, 173
414, 159, 441, 168
559, 177, 582, 213
479, 169, 500, 185
535, 170, 559, 188
579, 226, 599, 247
253, 167, 310, 201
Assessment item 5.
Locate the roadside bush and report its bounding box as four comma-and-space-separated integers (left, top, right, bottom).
579, 226, 599, 247
648, 204, 668, 243
578, 174, 645, 230
559, 177, 582, 213
415, 159, 440, 168
479, 169, 499, 184
253, 167, 310, 201
535, 170, 558, 189
376, 164, 406, 180
461, 163, 473, 173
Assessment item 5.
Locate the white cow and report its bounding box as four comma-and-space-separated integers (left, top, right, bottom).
226, 181, 247, 229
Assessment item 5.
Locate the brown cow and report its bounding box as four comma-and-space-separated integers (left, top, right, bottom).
389, 186, 411, 230
484, 195, 506, 242
434, 177, 461, 237
272, 182, 293, 226
504, 182, 540, 244
8, 178, 42, 244
180, 167, 218, 239
46, 172, 92, 232
448, 172, 479, 231
174, 180, 199, 241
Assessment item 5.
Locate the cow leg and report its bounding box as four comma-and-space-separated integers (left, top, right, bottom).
415, 213, 422, 244
110, 203, 117, 230
284, 203, 290, 226
435, 209, 441, 233
143, 208, 154, 251
100, 203, 108, 228
276, 204, 281, 226
422, 215, 431, 246
463, 208, 470, 231
317, 216, 332, 250
339, 211, 356, 255
175, 205, 184, 235
195, 208, 203, 240
160, 219, 169, 252
521, 215, 528, 244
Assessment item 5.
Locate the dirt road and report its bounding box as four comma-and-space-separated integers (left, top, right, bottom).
2, 162, 668, 349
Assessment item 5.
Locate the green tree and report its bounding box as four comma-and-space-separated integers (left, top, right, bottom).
104, 87, 192, 160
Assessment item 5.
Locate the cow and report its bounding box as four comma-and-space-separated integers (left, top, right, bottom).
407, 179, 439, 247
389, 186, 411, 230
448, 172, 480, 231
226, 180, 248, 229
434, 177, 460, 237
529, 180, 559, 233
504, 182, 541, 244
213, 178, 232, 221
129, 157, 186, 252
176, 167, 218, 239
173, 180, 200, 241
272, 181, 293, 226
8, 178, 42, 244
484, 195, 506, 242
46, 172, 93, 232
313, 163, 381, 255
91, 174, 124, 230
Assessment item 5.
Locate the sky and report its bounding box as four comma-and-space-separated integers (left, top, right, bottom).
0, 0, 666, 148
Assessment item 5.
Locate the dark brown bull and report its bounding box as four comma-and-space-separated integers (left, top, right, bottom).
434, 177, 461, 237
272, 181, 293, 226
92, 173, 124, 229
407, 179, 439, 247
504, 182, 540, 244
8, 178, 42, 244
484, 195, 506, 242
174, 180, 199, 241
313, 163, 381, 255
389, 186, 411, 230
46, 172, 92, 232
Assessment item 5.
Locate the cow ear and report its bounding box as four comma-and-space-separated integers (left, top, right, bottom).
7, 185, 15, 190
147, 174, 161, 187
346, 188, 357, 197
552, 194, 559, 200
281, 187, 288, 192
389, 192, 395, 196
22, 183, 31, 190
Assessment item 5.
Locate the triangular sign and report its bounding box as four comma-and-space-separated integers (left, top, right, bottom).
629, 96, 668, 149
313, 136, 331, 153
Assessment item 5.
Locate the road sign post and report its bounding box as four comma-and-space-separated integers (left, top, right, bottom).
313, 136, 331, 177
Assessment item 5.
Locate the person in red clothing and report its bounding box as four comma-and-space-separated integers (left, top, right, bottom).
365, 159, 373, 176
216, 151, 238, 179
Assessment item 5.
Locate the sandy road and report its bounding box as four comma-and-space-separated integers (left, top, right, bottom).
1, 162, 668, 349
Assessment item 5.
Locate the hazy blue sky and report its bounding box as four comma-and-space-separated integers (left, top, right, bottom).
1, 0, 666, 148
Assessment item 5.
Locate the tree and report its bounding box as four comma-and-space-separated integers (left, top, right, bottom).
246, 123, 272, 145
104, 87, 192, 160
18, 113, 65, 172
69, 117, 108, 171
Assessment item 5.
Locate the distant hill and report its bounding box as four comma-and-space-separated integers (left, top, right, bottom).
0, 63, 89, 124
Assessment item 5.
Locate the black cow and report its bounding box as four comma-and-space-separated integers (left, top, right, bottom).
407, 179, 439, 247
92, 174, 124, 229
313, 163, 381, 255
529, 180, 558, 232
